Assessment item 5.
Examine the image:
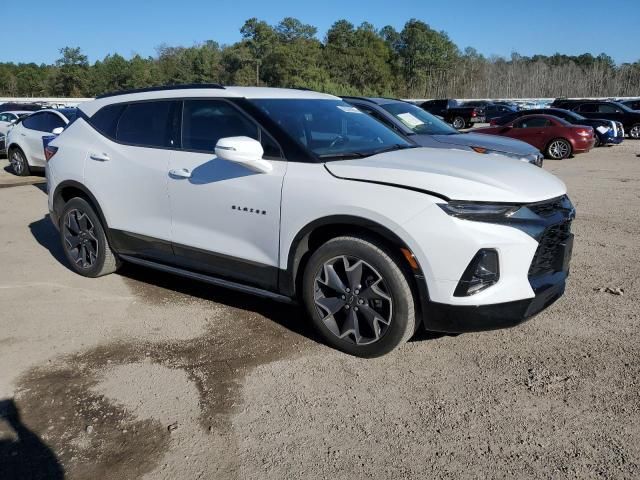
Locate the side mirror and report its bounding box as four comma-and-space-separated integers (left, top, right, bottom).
52, 127, 64, 135
214, 136, 272, 173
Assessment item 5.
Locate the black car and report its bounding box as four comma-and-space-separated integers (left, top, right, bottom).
491, 108, 624, 147
419, 99, 485, 129
550, 99, 640, 139
619, 99, 640, 111
484, 103, 518, 122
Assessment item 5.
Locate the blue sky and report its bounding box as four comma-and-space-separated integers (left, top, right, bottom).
5, 0, 640, 65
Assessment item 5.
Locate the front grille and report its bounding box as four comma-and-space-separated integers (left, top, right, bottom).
528, 221, 572, 277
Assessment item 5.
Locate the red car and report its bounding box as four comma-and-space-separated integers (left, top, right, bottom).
475, 114, 595, 160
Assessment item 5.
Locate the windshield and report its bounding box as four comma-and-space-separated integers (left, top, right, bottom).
249, 99, 413, 159
381, 102, 458, 135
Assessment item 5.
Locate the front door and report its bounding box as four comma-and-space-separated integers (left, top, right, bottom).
167, 99, 286, 290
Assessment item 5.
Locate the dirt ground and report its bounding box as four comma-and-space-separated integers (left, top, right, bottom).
0, 142, 639, 480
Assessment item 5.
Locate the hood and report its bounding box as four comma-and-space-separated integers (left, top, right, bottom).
324, 147, 566, 203
416, 132, 539, 156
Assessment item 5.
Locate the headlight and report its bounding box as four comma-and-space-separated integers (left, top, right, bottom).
438, 202, 521, 221
473, 147, 543, 167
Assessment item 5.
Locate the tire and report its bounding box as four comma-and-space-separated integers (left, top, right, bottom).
545, 138, 572, 160
9, 147, 30, 176
59, 197, 120, 277
593, 134, 601, 148
302, 235, 416, 358
452, 116, 465, 130
629, 124, 640, 139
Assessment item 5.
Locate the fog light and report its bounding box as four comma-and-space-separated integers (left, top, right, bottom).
454, 249, 499, 297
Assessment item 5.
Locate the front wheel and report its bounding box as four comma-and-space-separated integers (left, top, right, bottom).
60, 197, 120, 277
546, 138, 572, 160
629, 124, 640, 139
452, 116, 465, 129
302, 236, 416, 357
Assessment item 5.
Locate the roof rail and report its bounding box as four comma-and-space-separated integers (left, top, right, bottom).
95, 83, 225, 99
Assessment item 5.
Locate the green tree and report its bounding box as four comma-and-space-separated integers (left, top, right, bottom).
52, 47, 89, 96
397, 19, 459, 96
323, 20, 394, 95
240, 18, 277, 85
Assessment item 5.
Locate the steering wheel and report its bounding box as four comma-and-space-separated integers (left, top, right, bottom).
329, 135, 349, 149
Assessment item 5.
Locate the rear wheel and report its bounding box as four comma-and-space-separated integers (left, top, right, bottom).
452, 116, 465, 129
60, 197, 120, 277
593, 134, 601, 148
302, 236, 416, 357
546, 138, 572, 160
9, 148, 30, 176
629, 124, 640, 139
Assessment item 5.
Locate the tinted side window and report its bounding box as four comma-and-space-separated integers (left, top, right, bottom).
22, 113, 48, 131
0, 113, 8, 122
46, 113, 66, 131
515, 117, 550, 128
181, 100, 284, 157
597, 104, 619, 114
90, 104, 126, 138
116, 101, 177, 148
577, 104, 598, 113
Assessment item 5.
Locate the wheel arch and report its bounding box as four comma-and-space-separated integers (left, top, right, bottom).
280, 215, 427, 314
52, 181, 111, 241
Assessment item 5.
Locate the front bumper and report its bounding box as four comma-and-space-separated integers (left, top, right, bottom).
424, 271, 567, 332
404, 195, 575, 333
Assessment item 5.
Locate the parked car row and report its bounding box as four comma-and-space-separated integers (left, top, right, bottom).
549, 98, 640, 139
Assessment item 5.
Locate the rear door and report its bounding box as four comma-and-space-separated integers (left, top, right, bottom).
83, 100, 178, 260
166, 99, 286, 290
596, 103, 625, 124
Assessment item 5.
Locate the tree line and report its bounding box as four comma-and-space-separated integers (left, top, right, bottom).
1, 17, 639, 99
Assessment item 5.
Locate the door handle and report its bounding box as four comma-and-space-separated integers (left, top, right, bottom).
89, 152, 110, 162
169, 168, 191, 179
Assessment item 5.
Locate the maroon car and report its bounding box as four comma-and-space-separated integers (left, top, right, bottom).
475, 114, 595, 160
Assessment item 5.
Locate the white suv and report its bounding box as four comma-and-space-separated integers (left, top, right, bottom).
46, 85, 575, 357
6, 108, 77, 175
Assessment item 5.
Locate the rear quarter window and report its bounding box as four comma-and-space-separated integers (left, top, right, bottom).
115, 101, 178, 148
90, 104, 127, 138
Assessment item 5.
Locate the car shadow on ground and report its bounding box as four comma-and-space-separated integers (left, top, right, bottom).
0, 399, 64, 480
28, 213, 454, 348
28, 213, 320, 344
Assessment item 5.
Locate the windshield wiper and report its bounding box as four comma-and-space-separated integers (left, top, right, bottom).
368, 144, 417, 155
318, 151, 366, 160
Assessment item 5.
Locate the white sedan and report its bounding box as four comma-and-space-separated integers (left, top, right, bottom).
0, 111, 31, 154
6, 108, 76, 176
